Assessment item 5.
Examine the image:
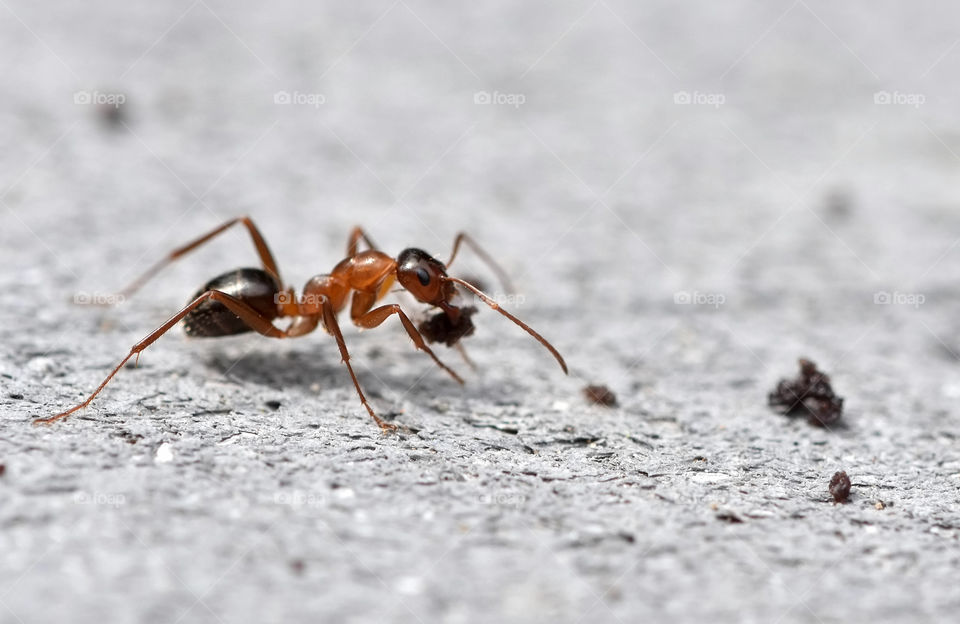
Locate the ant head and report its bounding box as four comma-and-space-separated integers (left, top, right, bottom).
396, 248, 456, 306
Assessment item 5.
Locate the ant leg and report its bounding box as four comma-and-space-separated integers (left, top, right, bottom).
38, 290, 300, 425
353, 304, 464, 385
315, 297, 397, 431
445, 232, 516, 294
455, 342, 478, 371
346, 227, 380, 257
109, 216, 283, 301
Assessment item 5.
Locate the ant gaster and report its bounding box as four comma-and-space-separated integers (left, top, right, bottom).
37, 217, 568, 431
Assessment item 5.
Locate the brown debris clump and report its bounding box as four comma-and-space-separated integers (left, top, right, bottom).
418, 306, 477, 347
829, 471, 852, 503
768, 358, 843, 427
583, 384, 618, 407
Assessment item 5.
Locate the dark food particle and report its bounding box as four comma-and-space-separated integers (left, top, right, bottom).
8, 393, 23, 400
715, 511, 744, 524
768, 358, 843, 426
418, 306, 477, 347
824, 188, 853, 220
583, 384, 618, 407
265, 400, 282, 411
829, 471, 852, 503
0, 464, 5, 477
99, 101, 127, 127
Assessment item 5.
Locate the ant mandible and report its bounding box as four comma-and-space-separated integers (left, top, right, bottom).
36, 217, 568, 431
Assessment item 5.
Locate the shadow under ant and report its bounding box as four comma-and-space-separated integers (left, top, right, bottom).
201, 345, 463, 404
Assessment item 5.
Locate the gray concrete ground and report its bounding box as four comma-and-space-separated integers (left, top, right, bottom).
2, 1, 960, 622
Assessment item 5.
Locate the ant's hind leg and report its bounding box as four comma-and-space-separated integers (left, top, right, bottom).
105, 216, 284, 302
353, 304, 464, 385
38, 290, 295, 425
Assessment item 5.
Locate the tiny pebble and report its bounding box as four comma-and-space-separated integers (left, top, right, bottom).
829, 471, 851, 503
155, 443, 174, 463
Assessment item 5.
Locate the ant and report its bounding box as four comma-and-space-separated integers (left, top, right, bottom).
37, 217, 568, 431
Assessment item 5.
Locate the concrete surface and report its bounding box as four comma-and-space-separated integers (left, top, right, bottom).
2, 1, 960, 622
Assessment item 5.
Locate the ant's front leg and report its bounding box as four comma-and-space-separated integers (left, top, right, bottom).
38, 290, 300, 425
311, 297, 397, 432
445, 232, 515, 294
353, 304, 464, 385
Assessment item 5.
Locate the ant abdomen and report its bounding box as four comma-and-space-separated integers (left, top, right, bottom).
183, 268, 281, 337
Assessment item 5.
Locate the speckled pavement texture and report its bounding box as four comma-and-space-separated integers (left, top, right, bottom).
2, 2, 960, 623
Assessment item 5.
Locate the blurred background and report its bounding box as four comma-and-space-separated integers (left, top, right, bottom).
2, 1, 960, 622
4, 1, 960, 370
4, 0, 959, 301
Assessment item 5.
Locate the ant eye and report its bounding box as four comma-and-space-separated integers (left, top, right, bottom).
416, 268, 431, 286
397, 248, 452, 304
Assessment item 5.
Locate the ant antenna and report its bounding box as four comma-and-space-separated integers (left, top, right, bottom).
444, 277, 567, 374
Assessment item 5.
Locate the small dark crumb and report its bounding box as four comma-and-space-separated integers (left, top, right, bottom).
265, 400, 282, 411
99, 100, 127, 128
0, 464, 5, 477
583, 384, 618, 407
418, 306, 477, 347
116, 432, 143, 445
829, 471, 852, 503
716, 511, 743, 524
7, 393, 23, 400
824, 188, 853, 220
289, 559, 305, 575
768, 358, 843, 426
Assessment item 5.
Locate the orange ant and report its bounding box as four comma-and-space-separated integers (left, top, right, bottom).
37, 217, 568, 431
